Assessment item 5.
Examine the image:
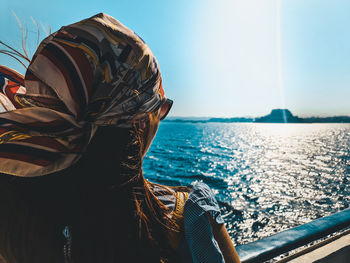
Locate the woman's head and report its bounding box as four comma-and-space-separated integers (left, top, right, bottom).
0, 12, 171, 177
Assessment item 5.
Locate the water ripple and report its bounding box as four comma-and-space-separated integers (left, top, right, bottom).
143, 123, 350, 244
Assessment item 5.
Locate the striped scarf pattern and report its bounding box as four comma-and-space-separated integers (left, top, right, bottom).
0, 13, 165, 177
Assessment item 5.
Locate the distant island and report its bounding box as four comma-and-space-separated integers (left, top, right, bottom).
164, 109, 350, 123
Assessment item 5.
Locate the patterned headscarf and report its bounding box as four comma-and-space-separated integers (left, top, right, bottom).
0, 13, 167, 177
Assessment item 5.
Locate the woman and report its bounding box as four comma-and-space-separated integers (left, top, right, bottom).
0, 13, 240, 263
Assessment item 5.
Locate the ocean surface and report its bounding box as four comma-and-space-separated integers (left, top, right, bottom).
143, 122, 350, 245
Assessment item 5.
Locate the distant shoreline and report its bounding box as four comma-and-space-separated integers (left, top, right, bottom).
163, 119, 350, 124
165, 109, 350, 123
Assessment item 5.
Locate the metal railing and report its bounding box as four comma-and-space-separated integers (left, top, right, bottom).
235, 208, 350, 263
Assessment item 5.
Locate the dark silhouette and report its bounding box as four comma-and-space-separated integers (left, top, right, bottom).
255, 109, 301, 123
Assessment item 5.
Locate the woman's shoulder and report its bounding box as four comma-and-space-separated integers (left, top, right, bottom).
187, 181, 217, 201
150, 181, 220, 208
149, 181, 223, 221
184, 181, 224, 224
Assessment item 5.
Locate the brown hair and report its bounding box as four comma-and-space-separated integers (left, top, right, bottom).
0, 113, 185, 263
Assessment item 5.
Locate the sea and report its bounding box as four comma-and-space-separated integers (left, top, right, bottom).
143, 122, 350, 245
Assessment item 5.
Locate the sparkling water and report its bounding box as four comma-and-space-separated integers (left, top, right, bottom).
143, 122, 350, 245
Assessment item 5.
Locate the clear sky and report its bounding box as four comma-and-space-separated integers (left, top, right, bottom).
1, 0, 350, 117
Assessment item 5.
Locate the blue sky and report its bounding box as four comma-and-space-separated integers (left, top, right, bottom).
1, 0, 350, 117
